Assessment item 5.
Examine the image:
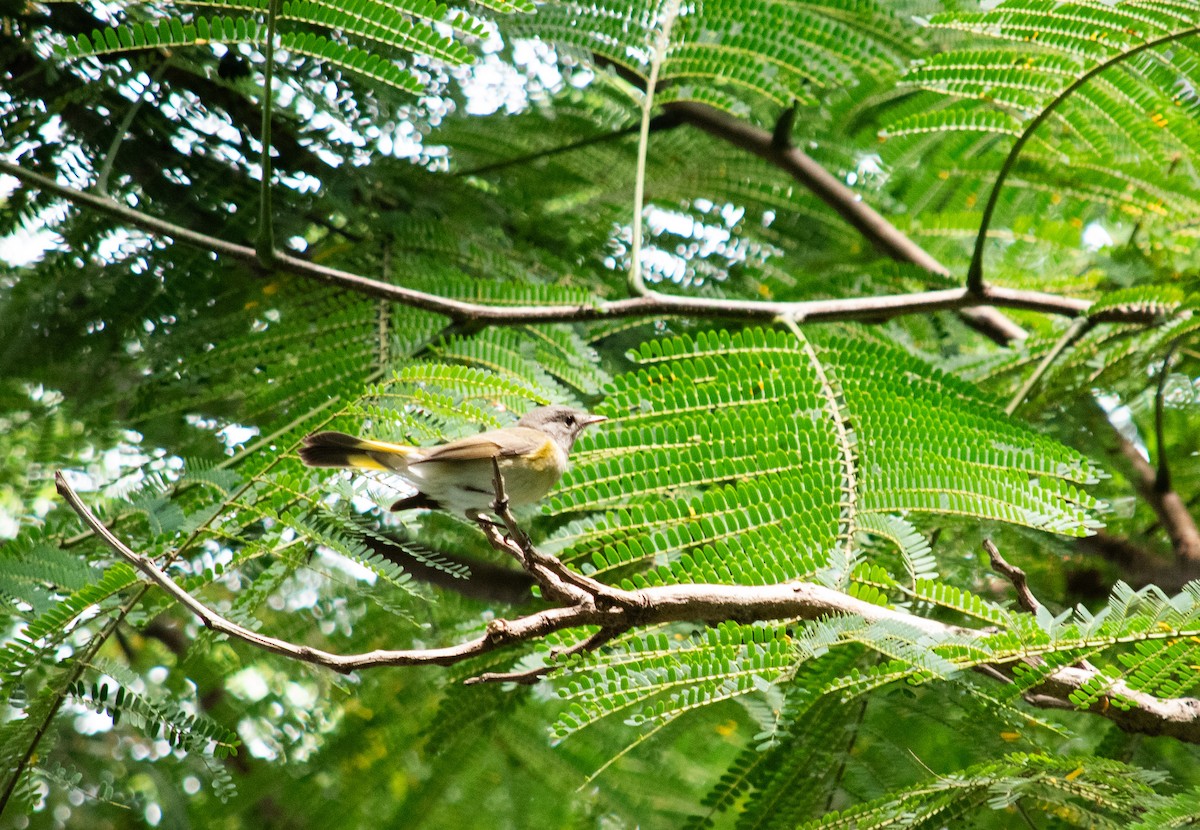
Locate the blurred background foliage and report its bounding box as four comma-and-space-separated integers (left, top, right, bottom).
4, 0, 1200, 826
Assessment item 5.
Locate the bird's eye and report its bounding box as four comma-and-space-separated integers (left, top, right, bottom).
565, 415, 576, 426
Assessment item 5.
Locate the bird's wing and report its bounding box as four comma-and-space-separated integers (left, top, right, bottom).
412, 427, 549, 464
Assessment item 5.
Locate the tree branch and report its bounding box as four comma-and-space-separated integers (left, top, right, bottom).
664, 101, 1027, 344
984, 539, 1040, 614
1074, 531, 1200, 595
1108, 405, 1200, 565
56, 471, 1200, 744
0, 160, 1155, 332
665, 102, 950, 275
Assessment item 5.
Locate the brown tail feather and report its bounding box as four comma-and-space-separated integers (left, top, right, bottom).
298, 432, 360, 468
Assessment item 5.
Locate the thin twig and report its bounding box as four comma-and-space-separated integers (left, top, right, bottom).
96, 58, 171, 196
1005, 317, 1095, 416
455, 124, 640, 178
1154, 338, 1182, 492
464, 665, 549, 686
465, 626, 626, 685
482, 457, 630, 603
983, 539, 1040, 614
475, 459, 586, 603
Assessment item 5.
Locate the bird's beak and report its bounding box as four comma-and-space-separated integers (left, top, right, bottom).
583, 414, 608, 426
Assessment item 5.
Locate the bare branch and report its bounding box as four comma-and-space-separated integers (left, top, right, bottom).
56, 471, 1200, 743
984, 539, 1040, 614
0, 159, 1154, 334
55, 471, 588, 672
1076, 532, 1200, 594
664, 101, 1027, 344
1106, 404, 1200, 565
665, 102, 952, 276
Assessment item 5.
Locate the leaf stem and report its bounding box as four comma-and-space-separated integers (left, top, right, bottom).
256, 0, 280, 268
628, 0, 682, 296
1004, 317, 1094, 416
779, 315, 858, 560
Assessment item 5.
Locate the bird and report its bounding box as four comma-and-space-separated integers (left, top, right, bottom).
298, 405, 606, 517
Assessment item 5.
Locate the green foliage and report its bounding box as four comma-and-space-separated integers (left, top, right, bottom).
69, 657, 240, 760
7, 0, 1200, 826
798, 753, 1164, 829
881, 0, 1200, 263
551, 327, 1101, 591
514, 0, 910, 109
57, 0, 507, 97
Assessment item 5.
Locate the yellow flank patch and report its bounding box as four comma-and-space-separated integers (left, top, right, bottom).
526, 439, 563, 472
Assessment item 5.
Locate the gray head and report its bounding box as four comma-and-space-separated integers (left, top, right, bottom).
518, 405, 606, 452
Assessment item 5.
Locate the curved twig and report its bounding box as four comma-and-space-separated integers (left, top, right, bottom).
628, 0, 682, 296
984, 539, 1040, 615
967, 25, 1200, 292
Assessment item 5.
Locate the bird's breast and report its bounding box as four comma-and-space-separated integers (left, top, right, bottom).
524, 438, 568, 474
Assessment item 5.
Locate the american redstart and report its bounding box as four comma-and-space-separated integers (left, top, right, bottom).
298, 405, 606, 517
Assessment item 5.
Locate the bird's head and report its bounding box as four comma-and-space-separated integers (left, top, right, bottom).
519, 405, 607, 452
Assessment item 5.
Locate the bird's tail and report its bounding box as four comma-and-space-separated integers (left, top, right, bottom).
299, 431, 415, 472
